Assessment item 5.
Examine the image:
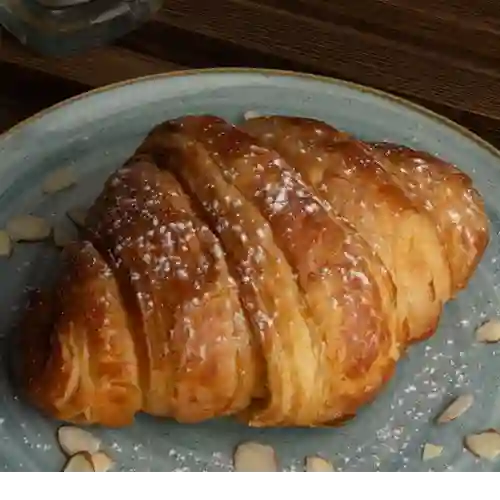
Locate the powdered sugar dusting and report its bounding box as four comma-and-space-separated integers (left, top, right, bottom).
0, 113, 497, 472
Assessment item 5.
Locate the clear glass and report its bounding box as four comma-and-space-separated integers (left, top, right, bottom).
0, 0, 163, 56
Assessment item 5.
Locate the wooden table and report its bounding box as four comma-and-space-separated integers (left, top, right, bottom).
1, 0, 500, 147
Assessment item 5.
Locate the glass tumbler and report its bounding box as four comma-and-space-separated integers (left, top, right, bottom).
0, 0, 163, 56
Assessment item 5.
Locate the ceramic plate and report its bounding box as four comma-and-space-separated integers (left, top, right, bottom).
1, 69, 500, 472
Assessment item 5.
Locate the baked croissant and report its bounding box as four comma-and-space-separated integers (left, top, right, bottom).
18, 114, 489, 428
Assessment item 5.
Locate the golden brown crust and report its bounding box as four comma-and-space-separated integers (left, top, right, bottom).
85, 158, 257, 422
20, 241, 141, 426
370, 143, 489, 292
138, 116, 399, 425
18, 114, 489, 428
241, 116, 454, 343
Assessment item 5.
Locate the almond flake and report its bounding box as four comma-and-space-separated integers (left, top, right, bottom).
62, 452, 95, 472
57, 426, 101, 456
464, 430, 500, 460
6, 215, 51, 242
66, 207, 88, 228
234, 441, 278, 472
422, 443, 443, 461
305, 455, 334, 471
436, 394, 474, 424
53, 224, 75, 249
90, 451, 113, 472
243, 111, 262, 120
42, 167, 77, 194
0, 230, 12, 257
476, 319, 500, 343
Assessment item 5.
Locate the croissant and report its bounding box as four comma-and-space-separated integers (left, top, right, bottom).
18, 114, 489, 428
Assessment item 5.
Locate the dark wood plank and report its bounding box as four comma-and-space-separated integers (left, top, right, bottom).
0, 99, 32, 133
147, 0, 500, 119
0, 61, 86, 109
0, 66, 82, 131
0, 35, 183, 88
258, 0, 500, 64
385, 0, 500, 26
119, 22, 310, 73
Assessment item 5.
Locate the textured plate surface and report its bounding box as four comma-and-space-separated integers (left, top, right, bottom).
1, 69, 500, 472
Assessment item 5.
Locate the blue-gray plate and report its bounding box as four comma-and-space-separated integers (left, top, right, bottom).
1, 69, 499, 472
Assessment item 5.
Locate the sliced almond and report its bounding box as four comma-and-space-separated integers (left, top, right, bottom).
57, 426, 101, 456
243, 110, 262, 120
66, 207, 88, 228
305, 455, 334, 471
62, 452, 95, 472
233, 441, 278, 472
0, 230, 12, 257
422, 443, 443, 461
436, 394, 474, 424
42, 167, 77, 194
6, 215, 51, 242
464, 430, 500, 460
53, 224, 75, 249
90, 451, 114, 472
476, 319, 500, 343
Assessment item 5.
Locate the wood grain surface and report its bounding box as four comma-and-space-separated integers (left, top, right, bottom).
0, 0, 499, 146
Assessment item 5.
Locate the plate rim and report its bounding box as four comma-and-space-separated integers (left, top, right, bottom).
0, 67, 498, 472
2, 66, 500, 162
